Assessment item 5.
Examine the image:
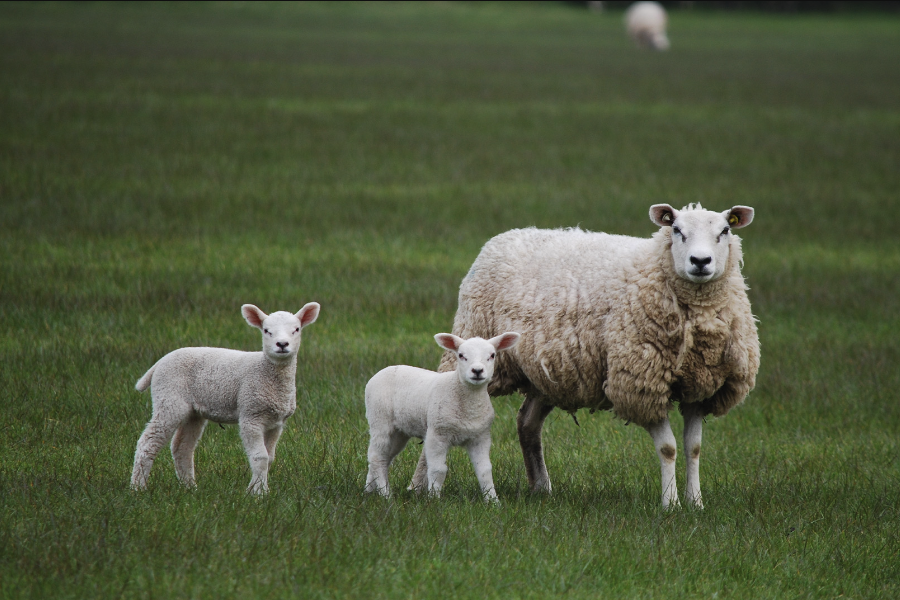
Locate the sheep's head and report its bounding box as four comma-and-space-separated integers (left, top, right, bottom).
650, 203, 754, 284
242, 302, 320, 363
435, 332, 521, 388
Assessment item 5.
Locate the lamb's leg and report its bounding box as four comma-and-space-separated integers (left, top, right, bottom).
365, 430, 409, 497
408, 448, 428, 492
681, 403, 704, 508
466, 435, 498, 503
424, 434, 450, 497
240, 422, 270, 495
170, 414, 207, 487
264, 425, 284, 467
131, 404, 190, 490
516, 394, 555, 492
646, 416, 680, 509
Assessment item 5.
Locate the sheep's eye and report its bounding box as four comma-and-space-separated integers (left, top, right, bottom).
458, 353, 465, 360
293, 327, 300, 334
672, 227, 681, 237
489, 353, 495, 360
264, 328, 270, 335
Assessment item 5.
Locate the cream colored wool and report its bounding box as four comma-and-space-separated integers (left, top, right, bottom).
625, 1, 670, 51
439, 204, 759, 507
131, 303, 320, 495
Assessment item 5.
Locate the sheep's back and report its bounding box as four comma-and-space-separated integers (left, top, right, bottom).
449, 227, 652, 411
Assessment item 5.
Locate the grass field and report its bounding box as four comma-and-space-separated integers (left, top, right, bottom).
1, 2, 899, 598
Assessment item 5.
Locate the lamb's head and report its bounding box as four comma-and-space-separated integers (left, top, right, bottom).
650, 203, 754, 284
435, 332, 521, 387
241, 302, 320, 364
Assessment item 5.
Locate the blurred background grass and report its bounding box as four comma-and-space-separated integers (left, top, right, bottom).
1, 2, 898, 598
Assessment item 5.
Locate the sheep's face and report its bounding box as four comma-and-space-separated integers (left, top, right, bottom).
242, 302, 321, 364
435, 332, 521, 388
650, 204, 754, 284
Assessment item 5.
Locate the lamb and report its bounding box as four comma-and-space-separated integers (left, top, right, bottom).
438, 204, 759, 509
625, 1, 670, 51
130, 302, 321, 495
364, 332, 521, 503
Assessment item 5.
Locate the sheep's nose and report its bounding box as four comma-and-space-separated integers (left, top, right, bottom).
472, 367, 484, 377
690, 256, 712, 267
276, 341, 289, 349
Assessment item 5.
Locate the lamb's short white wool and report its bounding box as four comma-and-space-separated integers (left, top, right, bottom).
625, 1, 670, 51
364, 332, 521, 503
440, 204, 759, 509
130, 302, 320, 495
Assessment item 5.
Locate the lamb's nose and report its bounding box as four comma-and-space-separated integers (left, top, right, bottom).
276, 341, 289, 349
690, 256, 712, 267
472, 367, 484, 377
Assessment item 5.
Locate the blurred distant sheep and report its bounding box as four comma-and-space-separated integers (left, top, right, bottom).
625, 1, 670, 51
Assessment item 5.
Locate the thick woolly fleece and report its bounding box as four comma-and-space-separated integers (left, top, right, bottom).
625, 1, 670, 51
131, 303, 319, 494
439, 226, 759, 428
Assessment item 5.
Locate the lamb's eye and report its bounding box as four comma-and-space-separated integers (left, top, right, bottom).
672, 227, 681, 237
458, 353, 465, 360
264, 328, 270, 335
490, 353, 495, 360
294, 328, 300, 334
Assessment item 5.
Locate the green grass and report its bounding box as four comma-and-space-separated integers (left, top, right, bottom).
1, 2, 899, 598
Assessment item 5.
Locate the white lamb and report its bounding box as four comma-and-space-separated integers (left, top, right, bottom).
130, 302, 321, 495
364, 332, 521, 503
625, 1, 670, 51
438, 204, 759, 509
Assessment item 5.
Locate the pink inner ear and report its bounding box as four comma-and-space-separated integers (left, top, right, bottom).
242, 306, 265, 329
298, 304, 319, 328
435, 334, 460, 351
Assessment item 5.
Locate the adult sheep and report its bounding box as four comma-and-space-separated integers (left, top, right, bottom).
436, 204, 759, 508
625, 1, 670, 51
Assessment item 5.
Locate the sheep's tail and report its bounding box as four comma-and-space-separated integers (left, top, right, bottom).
135, 364, 156, 392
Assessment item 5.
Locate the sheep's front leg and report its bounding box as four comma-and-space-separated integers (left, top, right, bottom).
264, 425, 284, 467
646, 416, 679, 509
424, 434, 450, 497
681, 403, 704, 508
517, 394, 555, 492
466, 435, 498, 503
240, 422, 270, 495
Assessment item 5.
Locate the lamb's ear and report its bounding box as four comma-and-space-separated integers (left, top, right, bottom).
242, 304, 268, 330
434, 333, 465, 352
649, 204, 679, 227
296, 302, 321, 329
488, 332, 521, 352
724, 206, 754, 229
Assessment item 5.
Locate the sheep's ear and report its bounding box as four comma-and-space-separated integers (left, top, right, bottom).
434, 333, 465, 352
296, 302, 320, 329
242, 304, 268, 330
649, 204, 679, 227
488, 332, 521, 352
724, 206, 754, 229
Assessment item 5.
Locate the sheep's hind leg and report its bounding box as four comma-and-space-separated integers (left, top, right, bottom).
517, 394, 555, 492
681, 403, 704, 508
132, 412, 188, 490
646, 416, 680, 509
170, 414, 207, 488
365, 430, 409, 497
408, 448, 428, 493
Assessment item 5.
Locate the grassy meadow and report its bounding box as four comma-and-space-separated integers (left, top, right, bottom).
1, 1, 899, 597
